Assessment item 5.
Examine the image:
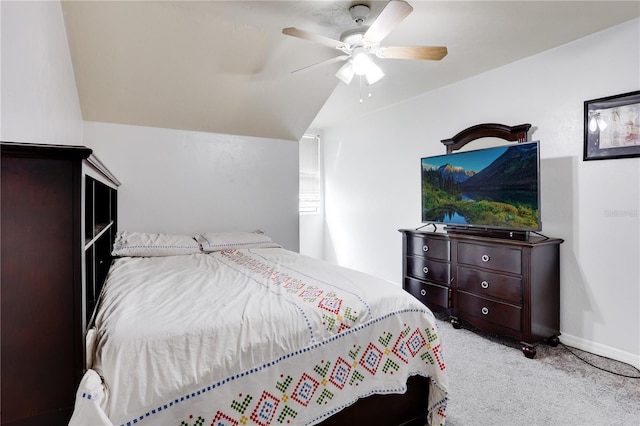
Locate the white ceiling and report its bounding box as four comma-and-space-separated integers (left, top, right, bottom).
61, 1, 640, 141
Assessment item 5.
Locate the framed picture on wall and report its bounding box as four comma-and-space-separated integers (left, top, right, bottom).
583, 90, 640, 161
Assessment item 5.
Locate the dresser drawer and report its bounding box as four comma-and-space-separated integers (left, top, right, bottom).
457, 242, 522, 275
457, 266, 522, 305
457, 292, 521, 332
406, 256, 451, 286
405, 277, 450, 309
405, 234, 449, 260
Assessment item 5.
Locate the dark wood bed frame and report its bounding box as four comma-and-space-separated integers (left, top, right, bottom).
318, 375, 430, 426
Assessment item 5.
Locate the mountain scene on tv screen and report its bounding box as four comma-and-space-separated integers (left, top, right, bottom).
422, 144, 539, 229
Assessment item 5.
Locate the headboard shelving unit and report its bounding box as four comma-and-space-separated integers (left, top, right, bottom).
1, 141, 119, 425
83, 154, 120, 330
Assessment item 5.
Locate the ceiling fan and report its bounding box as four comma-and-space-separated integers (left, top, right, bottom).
282, 0, 447, 86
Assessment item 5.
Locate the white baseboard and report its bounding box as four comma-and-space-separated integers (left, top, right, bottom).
559, 332, 640, 370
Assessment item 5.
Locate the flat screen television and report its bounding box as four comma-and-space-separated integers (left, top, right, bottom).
421, 141, 541, 234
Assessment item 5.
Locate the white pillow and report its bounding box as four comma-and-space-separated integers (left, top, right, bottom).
194, 231, 280, 252
112, 231, 202, 257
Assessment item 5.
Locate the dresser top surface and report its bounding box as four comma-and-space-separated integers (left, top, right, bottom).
399, 228, 563, 247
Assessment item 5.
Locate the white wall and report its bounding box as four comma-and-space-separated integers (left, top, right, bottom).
0, 0, 300, 252
0, 1, 82, 144
84, 121, 300, 252
320, 19, 640, 367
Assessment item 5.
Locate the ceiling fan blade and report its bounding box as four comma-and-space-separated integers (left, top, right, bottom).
291, 55, 350, 74
282, 27, 345, 49
363, 0, 413, 44
377, 46, 448, 60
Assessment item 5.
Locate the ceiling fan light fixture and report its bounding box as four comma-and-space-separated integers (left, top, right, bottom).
365, 62, 384, 85
351, 49, 384, 85
352, 51, 372, 76
335, 53, 384, 86
336, 62, 355, 84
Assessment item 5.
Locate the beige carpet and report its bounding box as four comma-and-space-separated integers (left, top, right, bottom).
435, 317, 640, 426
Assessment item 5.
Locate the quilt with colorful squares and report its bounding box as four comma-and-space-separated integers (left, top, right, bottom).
70, 248, 448, 426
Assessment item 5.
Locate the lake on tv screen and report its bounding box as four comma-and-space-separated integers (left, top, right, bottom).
422, 187, 539, 226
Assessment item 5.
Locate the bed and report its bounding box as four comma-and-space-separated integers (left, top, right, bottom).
69, 231, 448, 426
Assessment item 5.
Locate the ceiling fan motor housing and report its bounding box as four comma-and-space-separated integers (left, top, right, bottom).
349, 4, 371, 24
342, 4, 375, 48
341, 27, 368, 46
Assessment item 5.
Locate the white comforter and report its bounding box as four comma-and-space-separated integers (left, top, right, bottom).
70, 248, 448, 426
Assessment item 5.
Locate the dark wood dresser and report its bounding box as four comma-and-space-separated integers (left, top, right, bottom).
401, 231, 452, 312
1, 142, 119, 425
400, 229, 563, 358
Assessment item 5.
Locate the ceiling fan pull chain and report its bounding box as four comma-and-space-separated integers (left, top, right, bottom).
357, 76, 374, 104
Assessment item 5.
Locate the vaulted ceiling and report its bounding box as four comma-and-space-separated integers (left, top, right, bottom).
61, 1, 640, 141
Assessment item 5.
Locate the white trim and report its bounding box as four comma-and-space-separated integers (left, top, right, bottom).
83, 155, 120, 188
560, 332, 640, 370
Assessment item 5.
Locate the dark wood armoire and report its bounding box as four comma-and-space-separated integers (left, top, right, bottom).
1, 142, 118, 425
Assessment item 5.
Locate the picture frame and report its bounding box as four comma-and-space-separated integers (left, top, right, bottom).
583, 90, 640, 161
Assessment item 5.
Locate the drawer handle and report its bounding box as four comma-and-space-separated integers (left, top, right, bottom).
481, 254, 490, 263
423, 266, 429, 274
422, 245, 429, 252
420, 289, 427, 296
481, 280, 489, 289
481, 307, 489, 315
